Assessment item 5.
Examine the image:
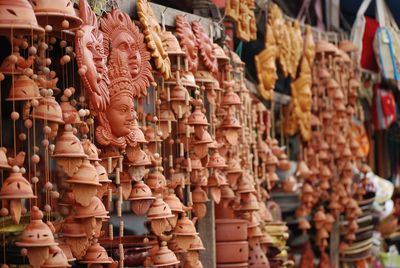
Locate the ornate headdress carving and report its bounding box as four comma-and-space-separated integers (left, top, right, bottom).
75, 0, 109, 113
176, 15, 199, 74
191, 21, 218, 75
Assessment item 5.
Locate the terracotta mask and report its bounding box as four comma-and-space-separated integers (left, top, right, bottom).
95, 8, 153, 148
137, 0, 171, 79
75, 0, 109, 113
255, 46, 278, 100
176, 15, 199, 74
191, 21, 218, 75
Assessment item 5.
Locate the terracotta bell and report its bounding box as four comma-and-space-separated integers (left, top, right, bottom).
31, 0, 82, 30
6, 75, 41, 101
129, 181, 155, 216
31, 96, 64, 124
0, 0, 44, 34
0, 147, 11, 170
152, 241, 180, 267
41, 245, 71, 268
53, 126, 87, 158
73, 196, 109, 219
207, 151, 228, 169
173, 214, 198, 251
80, 243, 112, 264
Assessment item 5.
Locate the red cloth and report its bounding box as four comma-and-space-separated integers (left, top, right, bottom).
361, 16, 380, 72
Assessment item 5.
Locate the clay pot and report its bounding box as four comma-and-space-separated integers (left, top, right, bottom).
16, 206, 57, 247
216, 241, 249, 264
80, 243, 112, 264
146, 170, 167, 193
6, 75, 41, 101
32, 96, 64, 124
236, 179, 256, 194
53, 126, 87, 158
41, 245, 71, 268
180, 72, 199, 89
216, 219, 247, 242
213, 44, 230, 62
0, 0, 44, 34
152, 241, 180, 267
129, 181, 155, 216
126, 147, 152, 167
237, 193, 260, 212
221, 86, 241, 107
73, 196, 109, 219
31, 0, 82, 30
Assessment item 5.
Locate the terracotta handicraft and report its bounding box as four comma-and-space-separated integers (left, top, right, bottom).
95, 8, 153, 149
191, 21, 218, 75
175, 14, 199, 74
137, 0, 171, 79
75, 0, 109, 113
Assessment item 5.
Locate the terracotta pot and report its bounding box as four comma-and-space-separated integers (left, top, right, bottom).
32, 96, 64, 124
216, 219, 247, 242
6, 75, 41, 101
152, 241, 180, 267
16, 206, 57, 247
216, 241, 249, 264
31, 0, 82, 30
0, 0, 44, 34
73, 196, 109, 219
41, 245, 71, 268
80, 243, 112, 264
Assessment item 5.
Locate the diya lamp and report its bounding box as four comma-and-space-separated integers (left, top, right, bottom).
0, 164, 35, 224
65, 159, 101, 207
61, 218, 90, 260
52, 125, 87, 177
16, 206, 58, 268
40, 246, 71, 268
129, 181, 155, 216
147, 196, 175, 237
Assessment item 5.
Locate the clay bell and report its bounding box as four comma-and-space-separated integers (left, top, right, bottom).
188, 100, 208, 126
162, 31, 185, 56
129, 181, 155, 216
0, 171, 35, 224
41, 246, 71, 268
53, 125, 87, 158
6, 75, 41, 101
148, 197, 175, 236
221, 81, 241, 107
152, 241, 180, 267
0, 147, 11, 170
164, 191, 184, 227
174, 214, 198, 251
73, 196, 109, 219
31, 96, 64, 124
66, 159, 101, 206
31, 0, 82, 30
16, 206, 58, 267
192, 186, 209, 220
0, 0, 44, 34
80, 243, 112, 264
213, 43, 230, 62
207, 151, 227, 169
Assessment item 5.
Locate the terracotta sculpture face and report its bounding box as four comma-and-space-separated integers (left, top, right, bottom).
95, 8, 153, 148
75, 0, 109, 113
192, 21, 218, 75
137, 0, 171, 79
176, 15, 199, 74
255, 46, 278, 100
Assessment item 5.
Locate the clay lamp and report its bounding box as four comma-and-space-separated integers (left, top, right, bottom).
73, 196, 109, 238
147, 197, 175, 236
59, 100, 81, 126
207, 151, 227, 169
296, 161, 312, 180
144, 126, 163, 154
164, 191, 185, 227
65, 158, 101, 205
52, 125, 88, 176
6, 75, 41, 102
80, 243, 113, 265
320, 165, 332, 181
192, 130, 213, 159
61, 218, 89, 260
152, 241, 180, 267
173, 214, 198, 251
129, 181, 155, 216
265, 153, 278, 173
159, 103, 177, 140
192, 185, 209, 220
341, 161, 354, 179
16, 206, 58, 268
257, 139, 271, 162
0, 169, 36, 224
162, 30, 185, 64
318, 66, 331, 81
58, 239, 76, 263
31, 0, 82, 30
224, 157, 243, 189
259, 200, 273, 222
41, 245, 71, 268
301, 184, 314, 208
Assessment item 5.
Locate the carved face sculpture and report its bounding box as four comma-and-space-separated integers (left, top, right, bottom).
76, 0, 109, 113
176, 15, 199, 73
105, 93, 135, 137
113, 32, 142, 78
192, 21, 218, 75
255, 46, 278, 98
